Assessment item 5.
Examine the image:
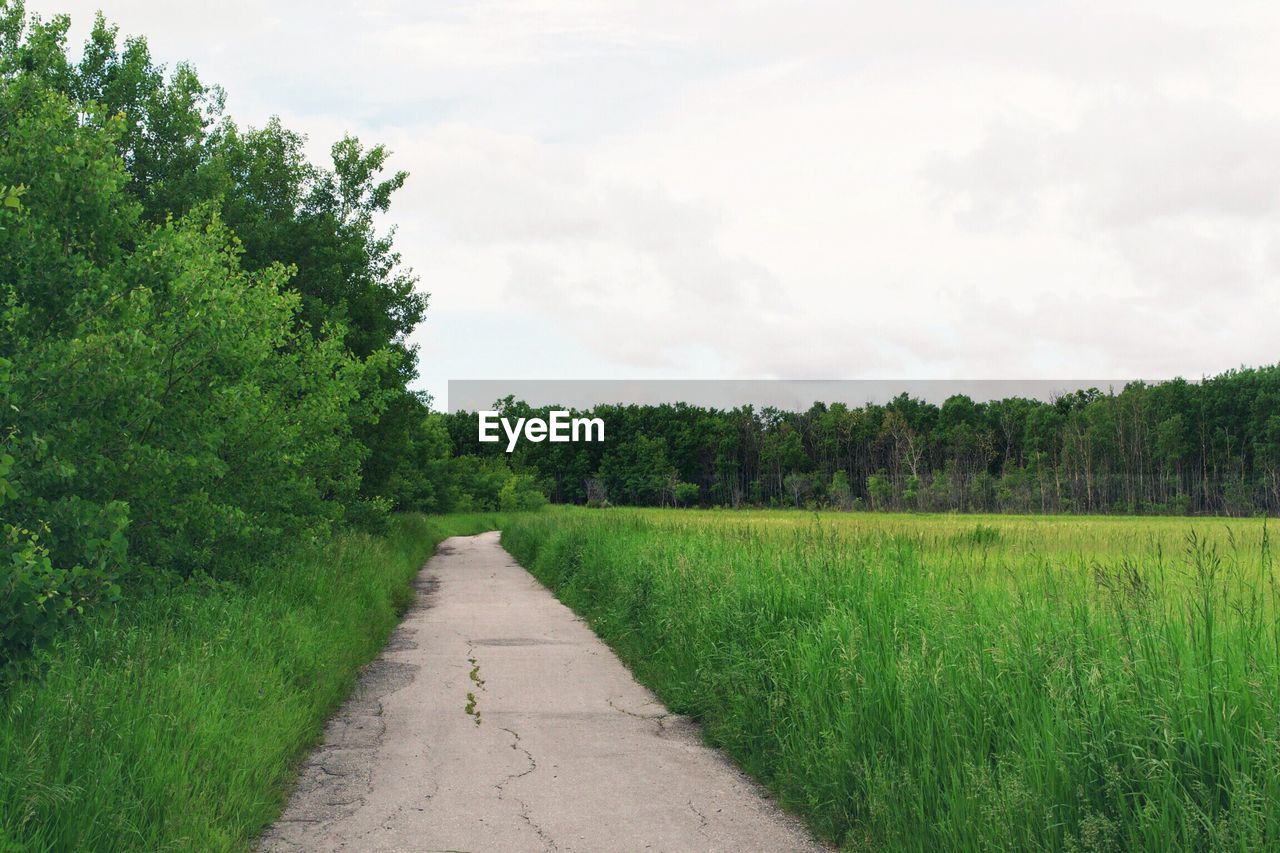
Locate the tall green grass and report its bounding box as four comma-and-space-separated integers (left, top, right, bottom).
0, 512, 501, 851
503, 509, 1280, 851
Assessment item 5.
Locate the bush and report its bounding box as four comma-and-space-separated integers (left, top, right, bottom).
0, 358, 128, 666
866, 470, 891, 510
828, 471, 853, 510
446, 456, 548, 513
0, 5, 451, 607
674, 481, 700, 507
344, 496, 394, 535
499, 473, 548, 512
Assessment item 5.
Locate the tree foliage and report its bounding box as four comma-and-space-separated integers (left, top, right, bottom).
448, 367, 1280, 516
0, 3, 514, 663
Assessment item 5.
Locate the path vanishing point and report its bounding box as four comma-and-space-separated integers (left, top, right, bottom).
260, 531, 825, 852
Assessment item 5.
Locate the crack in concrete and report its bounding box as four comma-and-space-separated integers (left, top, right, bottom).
258, 631, 421, 848
606, 695, 707, 745
606, 696, 670, 728
606, 696, 666, 720
494, 727, 556, 851
355, 781, 440, 844
687, 799, 711, 839
497, 727, 539, 785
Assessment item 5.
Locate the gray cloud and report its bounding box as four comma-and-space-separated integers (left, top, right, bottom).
929, 99, 1280, 231
33, 0, 1280, 402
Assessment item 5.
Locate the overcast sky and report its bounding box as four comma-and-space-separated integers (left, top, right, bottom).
35, 1, 1280, 407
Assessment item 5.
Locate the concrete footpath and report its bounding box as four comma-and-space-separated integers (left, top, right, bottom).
260, 531, 825, 853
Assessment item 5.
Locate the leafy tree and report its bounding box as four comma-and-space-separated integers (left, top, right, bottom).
0, 3, 456, 658
829, 470, 853, 510
0, 353, 127, 667
673, 481, 700, 507
445, 455, 515, 512
499, 474, 548, 512
903, 474, 921, 509
866, 470, 892, 511
600, 436, 677, 506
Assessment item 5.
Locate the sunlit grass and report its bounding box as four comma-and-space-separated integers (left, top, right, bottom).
503, 508, 1279, 851
0, 512, 504, 851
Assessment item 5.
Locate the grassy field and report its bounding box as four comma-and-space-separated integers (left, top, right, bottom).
0, 512, 503, 851
502, 508, 1279, 851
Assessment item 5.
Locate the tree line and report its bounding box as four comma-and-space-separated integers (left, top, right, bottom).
446, 366, 1280, 516
0, 4, 541, 665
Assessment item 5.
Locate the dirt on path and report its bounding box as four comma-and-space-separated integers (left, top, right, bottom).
260, 531, 825, 853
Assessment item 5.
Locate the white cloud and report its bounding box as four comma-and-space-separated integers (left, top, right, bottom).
32, 0, 1280, 403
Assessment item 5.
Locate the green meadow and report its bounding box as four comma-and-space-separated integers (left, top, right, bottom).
503, 508, 1279, 851
0, 513, 503, 851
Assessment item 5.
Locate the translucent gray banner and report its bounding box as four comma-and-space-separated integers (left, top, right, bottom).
447, 379, 1147, 413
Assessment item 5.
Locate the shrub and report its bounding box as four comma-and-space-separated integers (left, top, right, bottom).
0, 359, 128, 666
674, 481, 700, 507
499, 474, 548, 512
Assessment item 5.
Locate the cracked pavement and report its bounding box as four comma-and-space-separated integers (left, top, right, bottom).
259, 531, 825, 852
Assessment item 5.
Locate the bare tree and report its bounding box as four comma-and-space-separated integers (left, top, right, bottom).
784, 471, 813, 508
885, 410, 925, 482
584, 478, 609, 508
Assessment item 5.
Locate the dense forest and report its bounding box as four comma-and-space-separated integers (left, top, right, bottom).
447, 366, 1280, 516
0, 4, 540, 665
